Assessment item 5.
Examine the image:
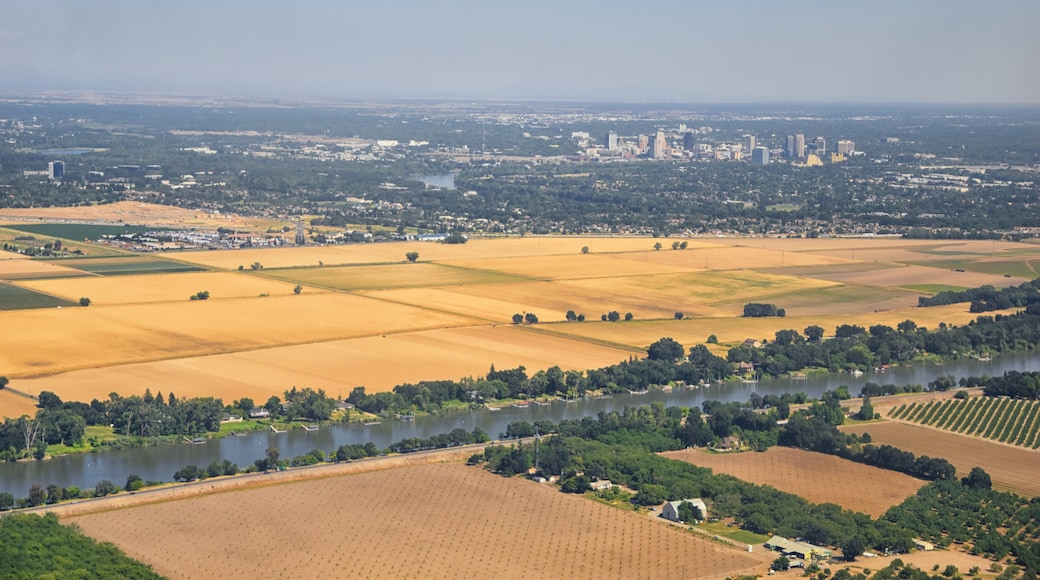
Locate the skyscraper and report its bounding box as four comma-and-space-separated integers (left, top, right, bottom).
836, 140, 855, 155
605, 131, 619, 151
682, 132, 696, 151
649, 131, 667, 158
743, 135, 756, 152
814, 137, 826, 156
48, 161, 64, 180
786, 135, 796, 157
751, 146, 770, 165
795, 134, 805, 158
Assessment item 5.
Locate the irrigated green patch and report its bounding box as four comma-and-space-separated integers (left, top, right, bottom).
0, 283, 78, 310
50, 256, 206, 276
901, 284, 970, 294
5, 223, 168, 241
907, 259, 1038, 278
261, 262, 527, 291
694, 521, 770, 545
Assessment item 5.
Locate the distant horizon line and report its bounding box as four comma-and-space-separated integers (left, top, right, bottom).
1, 88, 1038, 110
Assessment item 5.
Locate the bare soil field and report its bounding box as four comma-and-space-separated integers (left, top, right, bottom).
18, 271, 312, 305
841, 421, 1040, 498
661, 447, 925, 518
11, 326, 635, 403
540, 303, 984, 350
64, 461, 764, 580
262, 262, 526, 291
0, 293, 478, 377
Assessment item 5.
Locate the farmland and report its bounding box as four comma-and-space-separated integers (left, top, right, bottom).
660, 447, 926, 518
840, 421, 1040, 498
64, 460, 765, 580
14, 325, 635, 403
889, 396, 1040, 450
0, 282, 77, 310
2, 223, 1039, 418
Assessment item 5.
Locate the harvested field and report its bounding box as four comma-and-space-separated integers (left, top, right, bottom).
841, 421, 1040, 498
65, 461, 763, 580
0, 201, 275, 230
612, 244, 854, 271
0, 390, 38, 418
661, 447, 925, 518
10, 326, 635, 404
19, 271, 313, 305
171, 237, 686, 270
367, 270, 839, 322
726, 285, 921, 317
540, 304, 984, 350
262, 262, 526, 291
800, 263, 1027, 291
0, 293, 478, 377
440, 252, 697, 280
0, 257, 89, 280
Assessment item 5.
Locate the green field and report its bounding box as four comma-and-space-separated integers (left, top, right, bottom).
50, 256, 206, 276
5, 223, 168, 241
0, 283, 79, 310
900, 284, 969, 294
891, 396, 1040, 449
261, 262, 527, 291
907, 259, 1038, 279
694, 521, 770, 545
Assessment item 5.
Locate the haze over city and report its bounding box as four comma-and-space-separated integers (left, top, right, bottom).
3, 0, 1038, 104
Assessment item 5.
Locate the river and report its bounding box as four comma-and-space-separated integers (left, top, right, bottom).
3, 351, 1038, 495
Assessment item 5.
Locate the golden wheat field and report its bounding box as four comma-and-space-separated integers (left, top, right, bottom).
15, 326, 636, 403
0, 390, 38, 418
0, 292, 478, 377
0, 256, 87, 280
17, 271, 314, 305
538, 303, 988, 350
261, 261, 526, 290
65, 461, 765, 580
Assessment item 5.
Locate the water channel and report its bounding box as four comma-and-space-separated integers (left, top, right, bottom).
3, 351, 1039, 495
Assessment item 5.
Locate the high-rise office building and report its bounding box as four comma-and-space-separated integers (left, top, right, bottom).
836, 140, 855, 155
637, 134, 648, 153
814, 137, 826, 156
682, 132, 696, 151
605, 131, 619, 151
48, 161, 64, 180
786, 135, 796, 157
743, 135, 756, 152
751, 146, 770, 165
794, 134, 805, 158
649, 131, 667, 158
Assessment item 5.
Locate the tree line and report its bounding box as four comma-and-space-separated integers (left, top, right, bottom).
917, 278, 1040, 312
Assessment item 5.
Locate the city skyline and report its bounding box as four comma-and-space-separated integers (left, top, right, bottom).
2, 1, 1038, 104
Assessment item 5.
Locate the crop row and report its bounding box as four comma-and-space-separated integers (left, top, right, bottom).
889, 396, 1040, 449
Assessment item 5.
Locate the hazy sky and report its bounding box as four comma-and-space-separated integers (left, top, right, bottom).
3, 1, 1038, 104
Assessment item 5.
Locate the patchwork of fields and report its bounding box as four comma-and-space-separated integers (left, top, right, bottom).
2, 221, 1040, 415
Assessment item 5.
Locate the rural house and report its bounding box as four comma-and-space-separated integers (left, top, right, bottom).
661, 498, 708, 523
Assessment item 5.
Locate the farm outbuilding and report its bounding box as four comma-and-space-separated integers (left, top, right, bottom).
764, 535, 832, 560
661, 498, 708, 523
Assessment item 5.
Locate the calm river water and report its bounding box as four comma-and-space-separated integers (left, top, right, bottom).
3, 351, 1039, 495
